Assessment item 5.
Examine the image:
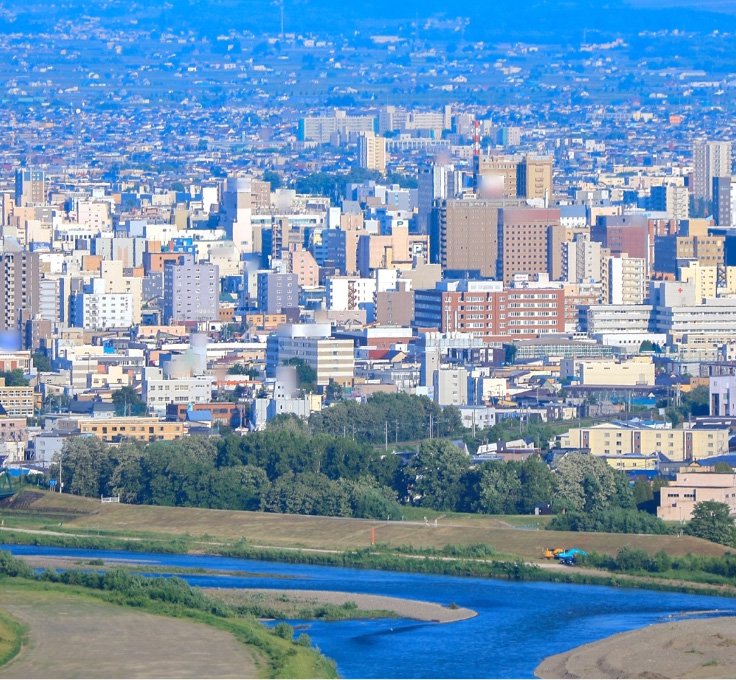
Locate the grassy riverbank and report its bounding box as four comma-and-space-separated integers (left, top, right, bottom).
2, 490, 736, 599
0, 553, 337, 679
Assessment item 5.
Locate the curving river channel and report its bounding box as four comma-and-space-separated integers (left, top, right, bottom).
4, 544, 736, 679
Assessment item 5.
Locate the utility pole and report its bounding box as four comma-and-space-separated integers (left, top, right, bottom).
429, 413, 433, 440
58, 453, 62, 494
385, 421, 388, 451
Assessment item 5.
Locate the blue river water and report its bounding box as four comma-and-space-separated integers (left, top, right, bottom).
4, 544, 736, 678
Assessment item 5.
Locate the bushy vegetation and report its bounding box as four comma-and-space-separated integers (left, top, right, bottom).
308, 392, 463, 444
583, 546, 736, 587
52, 427, 657, 527
547, 508, 672, 535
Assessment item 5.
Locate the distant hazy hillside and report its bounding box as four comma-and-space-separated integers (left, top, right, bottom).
4, 0, 736, 39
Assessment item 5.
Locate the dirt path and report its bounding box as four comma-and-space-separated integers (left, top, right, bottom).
535, 615, 736, 679
0, 587, 260, 679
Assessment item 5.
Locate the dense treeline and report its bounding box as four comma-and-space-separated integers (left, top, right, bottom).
308, 392, 464, 444
55, 429, 639, 522
547, 508, 671, 535
56, 432, 402, 520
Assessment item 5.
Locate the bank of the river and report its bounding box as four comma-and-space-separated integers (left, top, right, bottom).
5, 527, 736, 601
535, 614, 736, 679
14, 554, 477, 623
203, 588, 476, 623
7, 544, 736, 679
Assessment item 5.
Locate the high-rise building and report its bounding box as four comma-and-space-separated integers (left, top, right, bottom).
473, 155, 518, 198
603, 255, 647, 305
221, 176, 256, 254
299, 111, 376, 143
591, 214, 651, 263
562, 234, 603, 283
163, 256, 219, 324
418, 163, 455, 235
497, 207, 562, 284
0, 242, 40, 334
712, 176, 735, 226
358, 131, 387, 174
653, 234, 725, 274
437, 199, 512, 279
70, 278, 133, 330
256, 271, 299, 314
517, 156, 553, 202
14, 169, 45, 207
649, 184, 689, 221
694, 141, 732, 203
413, 279, 565, 343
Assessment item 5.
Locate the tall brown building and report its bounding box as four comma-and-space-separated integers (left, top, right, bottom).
497, 207, 562, 284
0, 243, 40, 334
439, 200, 503, 279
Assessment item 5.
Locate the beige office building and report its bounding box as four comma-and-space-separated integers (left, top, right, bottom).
658, 469, 736, 521
557, 423, 729, 462
358, 132, 387, 174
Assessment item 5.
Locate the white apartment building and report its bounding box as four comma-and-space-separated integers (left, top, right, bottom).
710, 375, 736, 417
142, 367, 215, 416
326, 276, 377, 311
266, 323, 355, 387
605, 254, 647, 305
71, 278, 133, 330
434, 366, 468, 407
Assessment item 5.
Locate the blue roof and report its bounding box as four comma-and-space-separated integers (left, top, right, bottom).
695, 454, 736, 467
186, 410, 213, 422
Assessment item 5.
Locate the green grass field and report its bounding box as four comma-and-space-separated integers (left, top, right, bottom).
0, 490, 727, 562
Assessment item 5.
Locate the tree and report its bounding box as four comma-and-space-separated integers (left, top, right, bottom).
685, 500, 736, 546
55, 438, 115, 497
553, 453, 632, 512
471, 461, 522, 514
405, 440, 471, 511
228, 363, 258, 379
32, 352, 52, 372
262, 170, 282, 189
112, 386, 147, 417
0, 369, 28, 387
518, 455, 555, 513
285, 358, 317, 393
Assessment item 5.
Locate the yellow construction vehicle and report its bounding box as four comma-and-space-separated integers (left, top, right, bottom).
543, 548, 565, 559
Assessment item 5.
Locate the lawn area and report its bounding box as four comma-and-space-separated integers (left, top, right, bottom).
0, 582, 262, 679
1, 490, 728, 561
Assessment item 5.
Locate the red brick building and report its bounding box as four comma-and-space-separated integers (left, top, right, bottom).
414, 280, 565, 343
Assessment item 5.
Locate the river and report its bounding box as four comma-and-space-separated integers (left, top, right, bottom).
4, 544, 736, 679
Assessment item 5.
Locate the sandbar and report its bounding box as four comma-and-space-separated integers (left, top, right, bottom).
535, 614, 736, 679
205, 587, 477, 623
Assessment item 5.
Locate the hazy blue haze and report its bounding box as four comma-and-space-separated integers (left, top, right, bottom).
5, 1, 736, 40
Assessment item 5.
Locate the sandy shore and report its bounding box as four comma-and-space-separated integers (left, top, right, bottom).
16, 555, 476, 623
536, 615, 736, 679
205, 587, 477, 623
